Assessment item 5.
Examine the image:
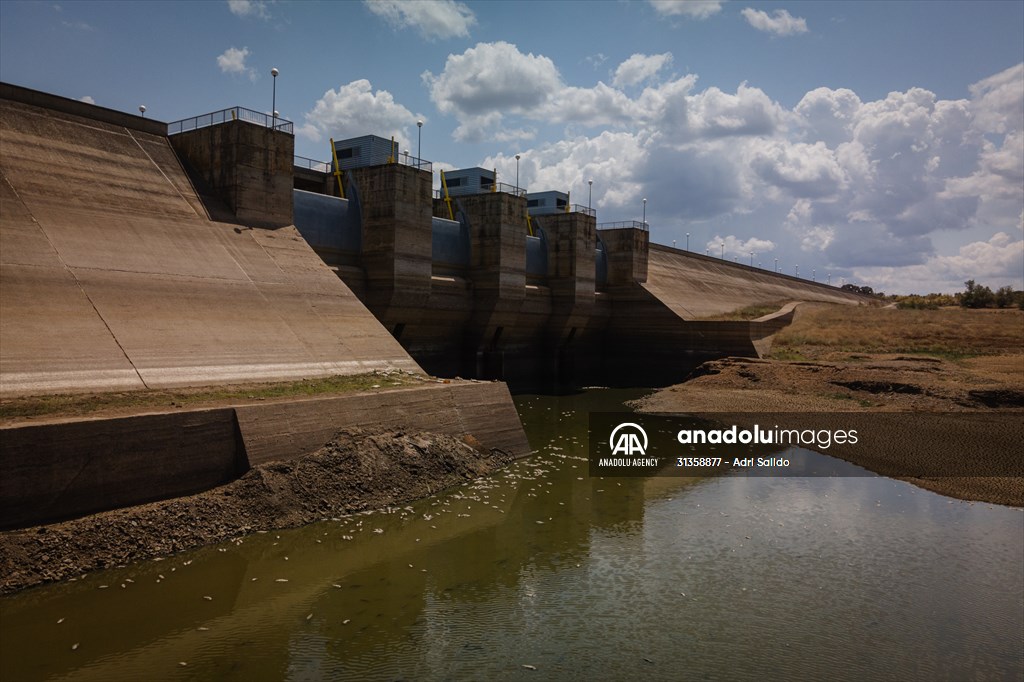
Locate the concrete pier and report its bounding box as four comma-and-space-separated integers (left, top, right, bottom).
453, 192, 529, 379
170, 119, 294, 228
348, 163, 434, 333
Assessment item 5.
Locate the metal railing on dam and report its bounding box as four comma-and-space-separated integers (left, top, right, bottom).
395, 153, 433, 173
298, 154, 432, 174
568, 204, 596, 217
598, 220, 648, 231
168, 107, 294, 135
295, 155, 331, 173
528, 204, 597, 217
437, 182, 527, 198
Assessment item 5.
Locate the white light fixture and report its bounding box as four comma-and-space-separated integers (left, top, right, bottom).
271, 67, 279, 129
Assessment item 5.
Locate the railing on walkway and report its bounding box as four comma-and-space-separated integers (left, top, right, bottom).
434, 182, 527, 199
568, 204, 596, 217
295, 153, 431, 175
168, 107, 294, 135
494, 182, 527, 197
294, 155, 331, 173
395, 153, 432, 173
598, 220, 649, 232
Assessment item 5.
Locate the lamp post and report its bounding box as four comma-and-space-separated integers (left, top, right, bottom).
416, 120, 423, 162
828, 273, 831, 285
403, 149, 409, 165
686, 232, 690, 251
673, 240, 677, 249
774, 258, 778, 273
795, 265, 799, 277
139, 105, 146, 117
515, 154, 520, 194
642, 198, 647, 227
750, 251, 754, 267
271, 67, 279, 129
812, 269, 816, 282
705, 248, 710, 256
721, 242, 725, 259
588, 180, 593, 212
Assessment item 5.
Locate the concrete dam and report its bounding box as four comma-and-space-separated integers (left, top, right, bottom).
0, 83, 863, 529
290, 142, 865, 386
1, 83, 864, 396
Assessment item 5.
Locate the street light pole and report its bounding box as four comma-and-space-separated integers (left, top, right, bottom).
271, 67, 279, 129
795, 265, 799, 277
721, 242, 725, 259
515, 154, 520, 194
774, 258, 778, 273
417, 120, 423, 162
588, 180, 593, 212
686, 232, 690, 251
139, 105, 146, 117
750, 251, 754, 267
642, 198, 647, 227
